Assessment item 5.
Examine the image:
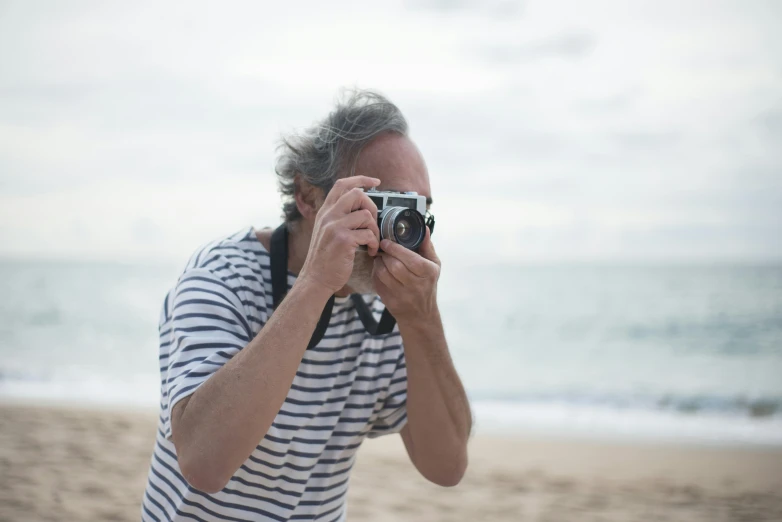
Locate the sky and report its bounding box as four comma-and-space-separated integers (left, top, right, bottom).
1, 0, 780, 264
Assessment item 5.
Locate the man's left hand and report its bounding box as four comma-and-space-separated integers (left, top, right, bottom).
373, 227, 440, 324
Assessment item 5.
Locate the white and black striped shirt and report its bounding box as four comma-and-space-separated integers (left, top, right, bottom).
142, 227, 407, 522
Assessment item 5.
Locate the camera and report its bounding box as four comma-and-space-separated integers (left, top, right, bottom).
363, 188, 432, 251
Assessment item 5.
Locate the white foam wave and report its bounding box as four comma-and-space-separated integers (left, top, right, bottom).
3, 375, 781, 446
472, 400, 782, 446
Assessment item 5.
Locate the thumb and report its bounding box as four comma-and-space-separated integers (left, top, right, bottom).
418, 227, 439, 264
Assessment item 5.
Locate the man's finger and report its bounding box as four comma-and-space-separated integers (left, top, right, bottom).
349, 229, 380, 257
373, 257, 401, 288
372, 270, 392, 296
338, 209, 380, 243
379, 239, 429, 277
335, 188, 379, 218
380, 254, 415, 285
417, 227, 439, 265
325, 176, 381, 206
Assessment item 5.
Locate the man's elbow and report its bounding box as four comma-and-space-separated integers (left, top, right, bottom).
178, 452, 230, 494
171, 403, 230, 494
422, 449, 468, 488
431, 469, 466, 488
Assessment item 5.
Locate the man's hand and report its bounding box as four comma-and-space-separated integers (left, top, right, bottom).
300, 176, 382, 294
374, 227, 471, 487
372, 227, 440, 324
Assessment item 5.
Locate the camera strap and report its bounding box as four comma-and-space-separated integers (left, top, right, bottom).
270, 224, 334, 351
269, 223, 396, 350
350, 294, 396, 336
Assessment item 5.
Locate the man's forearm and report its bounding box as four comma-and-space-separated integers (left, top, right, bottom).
398, 307, 471, 486
172, 277, 332, 493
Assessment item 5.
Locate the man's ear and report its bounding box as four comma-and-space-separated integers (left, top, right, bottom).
294, 176, 325, 220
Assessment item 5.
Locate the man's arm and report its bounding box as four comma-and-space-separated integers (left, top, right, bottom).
373, 230, 471, 487
171, 176, 382, 493
398, 308, 471, 486
171, 277, 331, 493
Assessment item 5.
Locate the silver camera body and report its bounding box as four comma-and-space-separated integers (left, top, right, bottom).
364, 188, 428, 251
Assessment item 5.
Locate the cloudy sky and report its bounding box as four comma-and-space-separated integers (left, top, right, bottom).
1, 0, 780, 264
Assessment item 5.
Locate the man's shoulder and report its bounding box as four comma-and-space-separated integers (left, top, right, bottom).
177, 227, 271, 293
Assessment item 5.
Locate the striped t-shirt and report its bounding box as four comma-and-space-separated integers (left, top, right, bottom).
142, 227, 408, 522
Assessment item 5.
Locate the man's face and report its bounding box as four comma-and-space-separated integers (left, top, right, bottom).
343, 133, 432, 295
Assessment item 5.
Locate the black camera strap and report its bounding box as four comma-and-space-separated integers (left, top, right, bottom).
269, 223, 396, 350
350, 294, 396, 336
270, 224, 334, 351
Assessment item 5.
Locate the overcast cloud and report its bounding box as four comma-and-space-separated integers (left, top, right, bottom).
0, 0, 780, 263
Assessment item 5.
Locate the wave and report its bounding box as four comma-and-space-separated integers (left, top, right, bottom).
2, 370, 781, 446
468, 390, 782, 419
0, 368, 160, 408
471, 399, 782, 446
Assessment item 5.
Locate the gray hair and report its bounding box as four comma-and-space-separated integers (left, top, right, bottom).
275, 89, 409, 222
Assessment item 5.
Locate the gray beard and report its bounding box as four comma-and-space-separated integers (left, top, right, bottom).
347, 250, 376, 295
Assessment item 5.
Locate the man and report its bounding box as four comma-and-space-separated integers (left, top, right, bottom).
142, 90, 472, 521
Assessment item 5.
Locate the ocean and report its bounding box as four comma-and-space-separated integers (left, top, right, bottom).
1, 259, 781, 446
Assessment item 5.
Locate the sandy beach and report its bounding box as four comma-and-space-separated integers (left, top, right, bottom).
1, 402, 781, 522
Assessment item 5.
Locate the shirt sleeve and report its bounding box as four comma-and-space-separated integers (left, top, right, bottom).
367, 345, 408, 439
161, 267, 255, 439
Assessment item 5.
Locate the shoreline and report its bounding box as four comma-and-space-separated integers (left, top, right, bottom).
1, 402, 782, 521
2, 394, 781, 449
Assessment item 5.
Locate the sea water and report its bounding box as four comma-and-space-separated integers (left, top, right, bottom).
1, 259, 781, 445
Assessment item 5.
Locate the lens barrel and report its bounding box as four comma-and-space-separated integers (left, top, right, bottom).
379, 206, 425, 250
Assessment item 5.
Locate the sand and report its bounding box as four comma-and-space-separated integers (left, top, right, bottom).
1, 402, 781, 522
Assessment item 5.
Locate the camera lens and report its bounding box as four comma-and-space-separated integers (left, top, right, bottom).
396, 220, 411, 241
379, 207, 425, 250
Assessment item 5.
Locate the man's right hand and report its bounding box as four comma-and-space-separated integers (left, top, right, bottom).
299, 176, 382, 295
